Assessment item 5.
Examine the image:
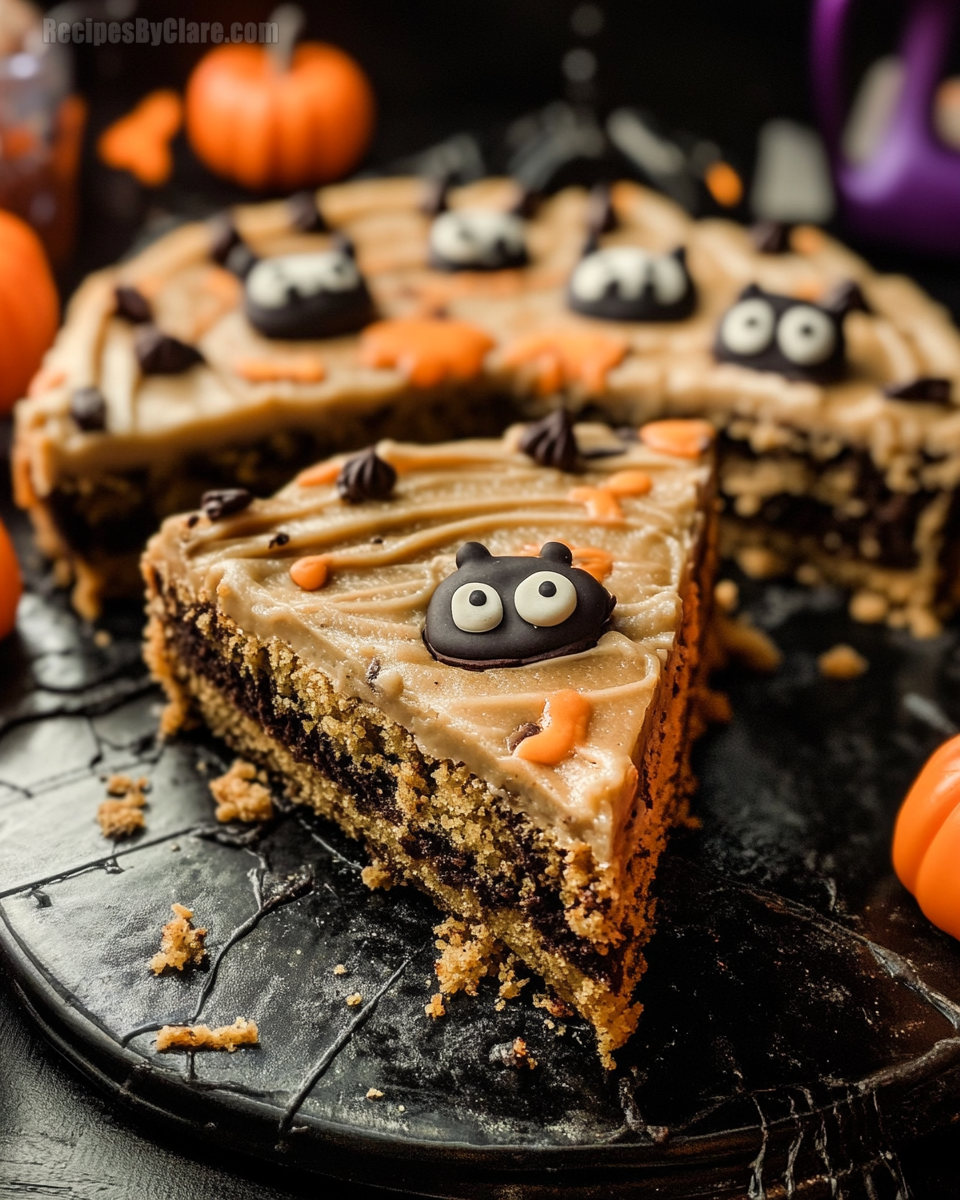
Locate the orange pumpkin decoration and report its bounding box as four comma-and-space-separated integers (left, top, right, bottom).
893, 733, 960, 939
184, 13, 374, 191
0, 209, 59, 413
0, 518, 23, 640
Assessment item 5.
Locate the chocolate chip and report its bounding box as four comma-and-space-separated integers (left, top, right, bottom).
885, 377, 953, 404
369, 535, 384, 544
209, 216, 242, 265
823, 278, 872, 316
750, 220, 793, 254
288, 190, 328, 233
336, 448, 397, 504
365, 657, 382, 685
507, 722, 540, 752
69, 386, 107, 432
114, 285, 152, 323
201, 488, 253, 521
268, 531, 290, 549
135, 326, 205, 375
518, 410, 579, 472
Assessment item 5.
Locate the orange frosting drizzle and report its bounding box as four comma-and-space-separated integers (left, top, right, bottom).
295, 460, 341, 487
27, 367, 66, 398
235, 354, 326, 384
501, 330, 628, 396
791, 225, 827, 256
359, 318, 495, 388
97, 90, 182, 187
514, 690, 592, 766
893, 733, 960, 941
517, 541, 614, 584
289, 556, 330, 591
639, 419, 714, 459
568, 470, 651, 522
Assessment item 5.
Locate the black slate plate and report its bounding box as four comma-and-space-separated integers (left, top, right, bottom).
4, 513, 960, 1198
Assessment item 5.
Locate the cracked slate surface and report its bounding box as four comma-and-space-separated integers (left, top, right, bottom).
4, 523, 960, 1197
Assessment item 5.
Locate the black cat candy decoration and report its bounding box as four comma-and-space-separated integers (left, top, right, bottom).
423, 542, 616, 671
567, 245, 697, 323
244, 244, 375, 340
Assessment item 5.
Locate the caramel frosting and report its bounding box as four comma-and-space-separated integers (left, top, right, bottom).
16, 176, 960, 501
146, 423, 714, 863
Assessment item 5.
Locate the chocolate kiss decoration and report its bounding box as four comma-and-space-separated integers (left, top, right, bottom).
201, 488, 253, 520
336, 448, 398, 504
114, 285, 152, 324
750, 221, 793, 255
885, 377, 953, 404
421, 176, 451, 217
135, 326, 205, 375
70, 386, 108, 432
210, 218, 258, 279
288, 191, 328, 233
518, 410, 580, 472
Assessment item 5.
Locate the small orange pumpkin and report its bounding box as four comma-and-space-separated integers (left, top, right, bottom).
184, 16, 374, 191
0, 518, 23, 640
893, 733, 960, 939
0, 209, 59, 413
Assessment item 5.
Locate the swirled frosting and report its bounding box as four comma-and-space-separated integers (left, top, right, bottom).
147, 422, 713, 862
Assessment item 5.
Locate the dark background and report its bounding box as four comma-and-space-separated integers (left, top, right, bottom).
7, 1, 960, 1195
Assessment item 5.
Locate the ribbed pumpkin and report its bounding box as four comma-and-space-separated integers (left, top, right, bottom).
0, 517, 22, 640
185, 40, 374, 191
0, 209, 59, 413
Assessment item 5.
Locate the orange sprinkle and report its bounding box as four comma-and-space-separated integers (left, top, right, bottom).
359, 318, 494, 388
295, 461, 341, 487
791, 225, 827, 255
605, 469, 652, 497
704, 161, 743, 208
501, 330, 628, 396
514, 691, 592, 766
235, 354, 326, 384
27, 367, 66, 397
792, 278, 825, 301
201, 267, 243, 304
97, 90, 183, 187
639, 419, 714, 459
568, 486, 623, 522
289, 556, 329, 591
518, 542, 614, 584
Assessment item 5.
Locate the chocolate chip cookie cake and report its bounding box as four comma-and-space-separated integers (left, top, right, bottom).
142, 417, 717, 1064
14, 176, 960, 631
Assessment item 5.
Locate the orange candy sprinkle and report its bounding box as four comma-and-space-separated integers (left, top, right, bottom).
791, 225, 827, 256
0, 518, 23, 640
27, 367, 66, 398
235, 355, 326, 384
892, 734, 960, 943
517, 542, 614, 584
501, 330, 628, 395
568, 486, 624, 522
289, 556, 329, 591
604, 469, 652, 497
514, 691, 592, 766
359, 318, 494, 389
97, 90, 183, 187
704, 161, 743, 208
295, 461, 341, 487
639, 419, 714, 459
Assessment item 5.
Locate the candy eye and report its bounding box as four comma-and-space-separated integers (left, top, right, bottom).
720, 298, 775, 356
649, 255, 688, 306
776, 305, 837, 366
513, 571, 578, 627
450, 582, 503, 632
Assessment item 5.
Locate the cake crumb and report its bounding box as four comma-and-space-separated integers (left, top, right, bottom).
333, 963, 348, 976
713, 579, 739, 613
150, 903, 207, 974
533, 993, 573, 1019
346, 992, 363, 1007
360, 862, 393, 890
93, 629, 112, 648
489, 1037, 537, 1070
497, 956, 530, 1000
818, 644, 868, 679
494, 999, 506, 1012
849, 590, 888, 624
366, 1087, 384, 1101
209, 759, 274, 823
735, 545, 787, 580
425, 993, 446, 1019
717, 613, 782, 672
97, 775, 148, 838
433, 917, 498, 997
156, 1017, 257, 1052
397, 1105, 406, 1113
